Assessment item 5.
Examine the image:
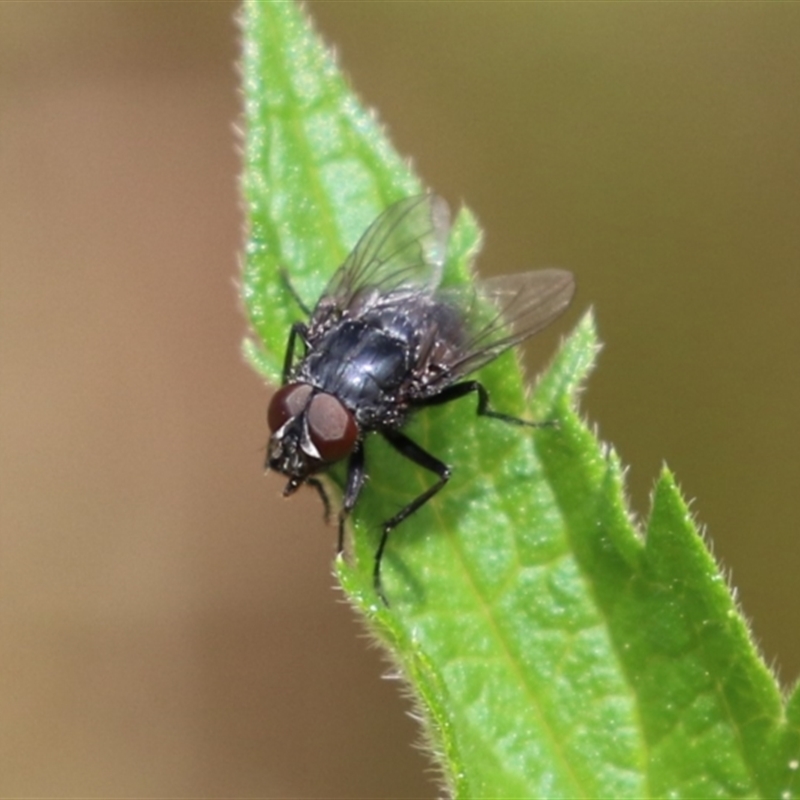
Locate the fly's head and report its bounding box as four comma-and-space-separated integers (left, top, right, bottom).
267, 382, 359, 494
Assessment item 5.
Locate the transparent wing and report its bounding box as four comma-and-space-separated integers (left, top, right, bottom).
312, 195, 450, 320
434, 269, 576, 382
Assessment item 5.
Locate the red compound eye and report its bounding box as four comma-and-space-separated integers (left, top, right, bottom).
307, 393, 358, 463
268, 383, 313, 432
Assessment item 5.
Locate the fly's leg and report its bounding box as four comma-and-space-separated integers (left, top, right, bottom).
376, 430, 451, 605
338, 441, 366, 554
279, 267, 313, 316
278, 265, 312, 384
415, 380, 553, 428
281, 322, 310, 384
306, 478, 332, 525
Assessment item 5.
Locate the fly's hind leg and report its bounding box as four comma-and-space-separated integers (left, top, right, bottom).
375, 429, 451, 605
415, 380, 554, 428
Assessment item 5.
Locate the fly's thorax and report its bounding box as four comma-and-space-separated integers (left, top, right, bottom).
298, 317, 414, 413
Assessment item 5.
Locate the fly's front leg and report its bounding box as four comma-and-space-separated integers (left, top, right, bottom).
415, 380, 552, 428
279, 267, 313, 316
376, 429, 451, 605
338, 441, 366, 554
281, 322, 309, 384
306, 478, 332, 525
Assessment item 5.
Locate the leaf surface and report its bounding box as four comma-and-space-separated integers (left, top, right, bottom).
241, 2, 799, 797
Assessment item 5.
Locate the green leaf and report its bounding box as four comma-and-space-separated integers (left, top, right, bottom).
240, 2, 800, 797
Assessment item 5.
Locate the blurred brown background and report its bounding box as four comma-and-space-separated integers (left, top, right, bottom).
1, 2, 798, 798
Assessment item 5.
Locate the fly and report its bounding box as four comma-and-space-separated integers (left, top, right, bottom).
266, 194, 575, 603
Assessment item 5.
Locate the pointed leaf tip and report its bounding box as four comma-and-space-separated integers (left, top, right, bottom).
532, 309, 599, 416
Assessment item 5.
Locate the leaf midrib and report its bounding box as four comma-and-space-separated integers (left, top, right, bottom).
407, 413, 590, 798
